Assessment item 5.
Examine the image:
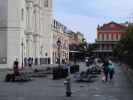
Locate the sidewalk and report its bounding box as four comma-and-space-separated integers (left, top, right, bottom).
0, 63, 133, 100
0, 64, 55, 81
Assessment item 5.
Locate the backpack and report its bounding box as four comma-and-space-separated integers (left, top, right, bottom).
108, 63, 114, 70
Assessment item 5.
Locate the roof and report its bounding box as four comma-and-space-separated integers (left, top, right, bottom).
97, 21, 127, 31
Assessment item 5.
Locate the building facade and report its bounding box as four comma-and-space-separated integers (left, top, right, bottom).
94, 21, 127, 58
51, 19, 69, 64
68, 31, 84, 47
67, 31, 85, 62
0, 0, 53, 68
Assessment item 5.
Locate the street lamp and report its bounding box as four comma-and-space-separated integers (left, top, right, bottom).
57, 38, 61, 67
21, 40, 24, 69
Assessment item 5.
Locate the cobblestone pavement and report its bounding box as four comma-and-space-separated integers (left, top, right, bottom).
0, 63, 133, 100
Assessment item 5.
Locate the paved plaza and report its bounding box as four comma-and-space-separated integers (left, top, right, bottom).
0, 63, 133, 100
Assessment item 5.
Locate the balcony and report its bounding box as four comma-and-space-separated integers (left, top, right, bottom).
95, 38, 119, 42
95, 40, 118, 44
93, 49, 112, 53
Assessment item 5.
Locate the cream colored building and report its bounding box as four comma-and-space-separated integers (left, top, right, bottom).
0, 0, 53, 68
51, 19, 69, 64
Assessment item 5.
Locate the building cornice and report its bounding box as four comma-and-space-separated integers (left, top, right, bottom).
25, 32, 33, 36
34, 4, 41, 9
95, 41, 118, 44
25, 0, 34, 3
0, 27, 24, 31
93, 50, 112, 52
33, 34, 40, 37
97, 30, 124, 33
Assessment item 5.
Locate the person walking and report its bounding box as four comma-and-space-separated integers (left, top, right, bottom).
28, 57, 32, 67
102, 59, 109, 82
108, 60, 115, 81
24, 57, 27, 67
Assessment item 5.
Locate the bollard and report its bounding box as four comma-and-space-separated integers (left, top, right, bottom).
64, 77, 72, 97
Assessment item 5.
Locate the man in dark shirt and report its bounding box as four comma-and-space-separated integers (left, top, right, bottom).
13, 58, 19, 76
103, 59, 109, 82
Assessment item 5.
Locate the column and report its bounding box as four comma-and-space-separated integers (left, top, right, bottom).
33, 4, 40, 65
26, 0, 34, 58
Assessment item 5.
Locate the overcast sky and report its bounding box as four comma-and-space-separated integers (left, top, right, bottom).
53, 0, 133, 43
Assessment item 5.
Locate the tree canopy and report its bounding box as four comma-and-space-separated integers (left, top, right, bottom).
113, 24, 133, 68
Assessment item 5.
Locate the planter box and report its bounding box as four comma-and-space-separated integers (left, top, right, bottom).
5, 73, 31, 82
52, 67, 68, 80
70, 65, 80, 74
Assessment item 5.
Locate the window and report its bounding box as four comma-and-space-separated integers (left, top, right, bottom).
98, 34, 100, 40
45, 53, 48, 56
21, 8, 24, 21
106, 45, 109, 50
106, 34, 109, 40
116, 34, 119, 40
44, 0, 48, 7
109, 34, 111, 40
111, 34, 113, 40
102, 34, 104, 40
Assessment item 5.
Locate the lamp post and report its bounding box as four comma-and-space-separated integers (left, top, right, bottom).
57, 39, 61, 67
21, 40, 24, 69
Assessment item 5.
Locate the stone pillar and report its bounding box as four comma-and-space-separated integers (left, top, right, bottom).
26, 0, 33, 32
25, 0, 34, 58
33, 4, 40, 65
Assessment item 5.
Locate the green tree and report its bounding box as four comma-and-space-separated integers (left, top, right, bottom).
113, 24, 133, 68
86, 43, 97, 56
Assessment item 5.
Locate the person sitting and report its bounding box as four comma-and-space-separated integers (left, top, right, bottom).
13, 58, 19, 76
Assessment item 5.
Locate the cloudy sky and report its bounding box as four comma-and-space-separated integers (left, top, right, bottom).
53, 0, 133, 43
